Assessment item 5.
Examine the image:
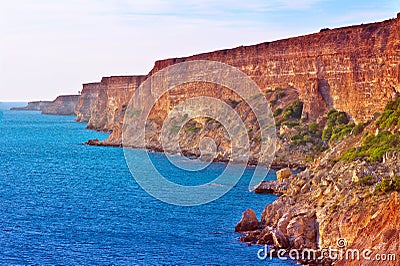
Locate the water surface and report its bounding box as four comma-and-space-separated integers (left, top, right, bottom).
0, 109, 294, 265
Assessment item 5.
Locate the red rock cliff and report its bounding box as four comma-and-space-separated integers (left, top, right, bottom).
75, 82, 102, 122
101, 15, 399, 148
148, 16, 399, 122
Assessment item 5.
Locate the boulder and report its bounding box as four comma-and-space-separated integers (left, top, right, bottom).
235, 209, 260, 232
272, 229, 290, 248
276, 168, 292, 182
254, 180, 288, 195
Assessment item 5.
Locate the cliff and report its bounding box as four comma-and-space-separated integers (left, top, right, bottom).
95, 15, 399, 166
75, 82, 102, 122
75, 76, 146, 132
42, 95, 80, 116
146, 16, 399, 122
10, 101, 52, 111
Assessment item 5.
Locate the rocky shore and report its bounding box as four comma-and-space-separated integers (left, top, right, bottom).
235, 101, 400, 265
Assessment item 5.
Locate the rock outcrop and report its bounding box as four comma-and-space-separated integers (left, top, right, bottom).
42, 95, 80, 116
10, 101, 52, 111
235, 209, 260, 232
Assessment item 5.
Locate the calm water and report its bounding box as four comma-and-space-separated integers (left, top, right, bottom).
0, 108, 294, 265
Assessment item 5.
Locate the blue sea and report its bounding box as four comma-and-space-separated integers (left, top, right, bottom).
0, 106, 294, 265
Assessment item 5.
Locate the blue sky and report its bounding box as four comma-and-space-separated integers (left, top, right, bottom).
0, 0, 398, 101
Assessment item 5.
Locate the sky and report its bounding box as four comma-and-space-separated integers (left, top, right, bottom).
0, 0, 398, 101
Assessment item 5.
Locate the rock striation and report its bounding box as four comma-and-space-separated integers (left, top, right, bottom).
146, 16, 399, 123
42, 95, 80, 116
11, 101, 52, 111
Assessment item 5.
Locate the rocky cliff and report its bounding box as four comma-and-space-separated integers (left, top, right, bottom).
75, 82, 102, 122
42, 95, 80, 116
94, 15, 399, 167
11, 101, 52, 111
146, 15, 399, 122
75, 76, 146, 132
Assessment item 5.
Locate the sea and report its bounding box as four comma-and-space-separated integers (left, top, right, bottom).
0, 104, 294, 265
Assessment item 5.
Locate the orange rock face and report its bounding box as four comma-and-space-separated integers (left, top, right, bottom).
334, 192, 400, 266
75, 82, 102, 122
90, 15, 400, 148
147, 16, 399, 123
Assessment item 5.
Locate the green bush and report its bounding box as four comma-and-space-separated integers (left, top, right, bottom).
357, 175, 374, 186
353, 123, 365, 135
330, 123, 355, 142
339, 130, 400, 162
282, 100, 303, 120
282, 121, 300, 128
273, 108, 283, 117
322, 110, 353, 143
307, 122, 318, 134
377, 97, 400, 129
375, 176, 400, 193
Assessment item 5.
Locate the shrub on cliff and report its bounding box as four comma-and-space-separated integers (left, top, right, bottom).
340, 131, 400, 162
338, 97, 400, 163
377, 97, 400, 129
375, 176, 400, 193
322, 110, 353, 142
282, 100, 303, 120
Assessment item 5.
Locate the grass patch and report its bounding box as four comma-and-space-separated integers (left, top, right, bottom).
377, 97, 400, 129
340, 131, 400, 162
338, 96, 400, 163
375, 176, 400, 193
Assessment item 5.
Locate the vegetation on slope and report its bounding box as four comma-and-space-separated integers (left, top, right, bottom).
321, 110, 364, 143
339, 96, 400, 163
